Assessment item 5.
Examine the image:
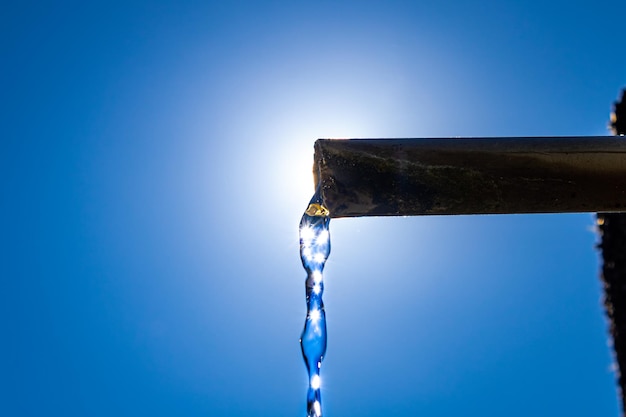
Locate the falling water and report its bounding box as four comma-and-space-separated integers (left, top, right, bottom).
299, 190, 331, 417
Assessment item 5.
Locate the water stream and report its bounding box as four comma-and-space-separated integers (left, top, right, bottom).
299, 190, 331, 417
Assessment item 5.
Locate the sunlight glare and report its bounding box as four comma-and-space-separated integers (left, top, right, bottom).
309, 308, 321, 323
316, 229, 330, 245
313, 401, 321, 416
311, 375, 321, 390
313, 253, 326, 263
300, 225, 316, 243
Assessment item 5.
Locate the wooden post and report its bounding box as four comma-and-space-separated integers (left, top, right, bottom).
598, 89, 626, 414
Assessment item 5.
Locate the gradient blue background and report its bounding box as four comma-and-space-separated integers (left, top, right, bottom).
3, 1, 626, 416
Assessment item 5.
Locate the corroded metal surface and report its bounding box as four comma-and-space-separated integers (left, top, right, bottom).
314, 137, 626, 218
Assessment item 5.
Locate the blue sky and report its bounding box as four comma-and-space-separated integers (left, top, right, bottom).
3, 1, 626, 416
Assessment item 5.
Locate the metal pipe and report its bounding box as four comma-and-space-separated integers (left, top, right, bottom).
313, 136, 626, 218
